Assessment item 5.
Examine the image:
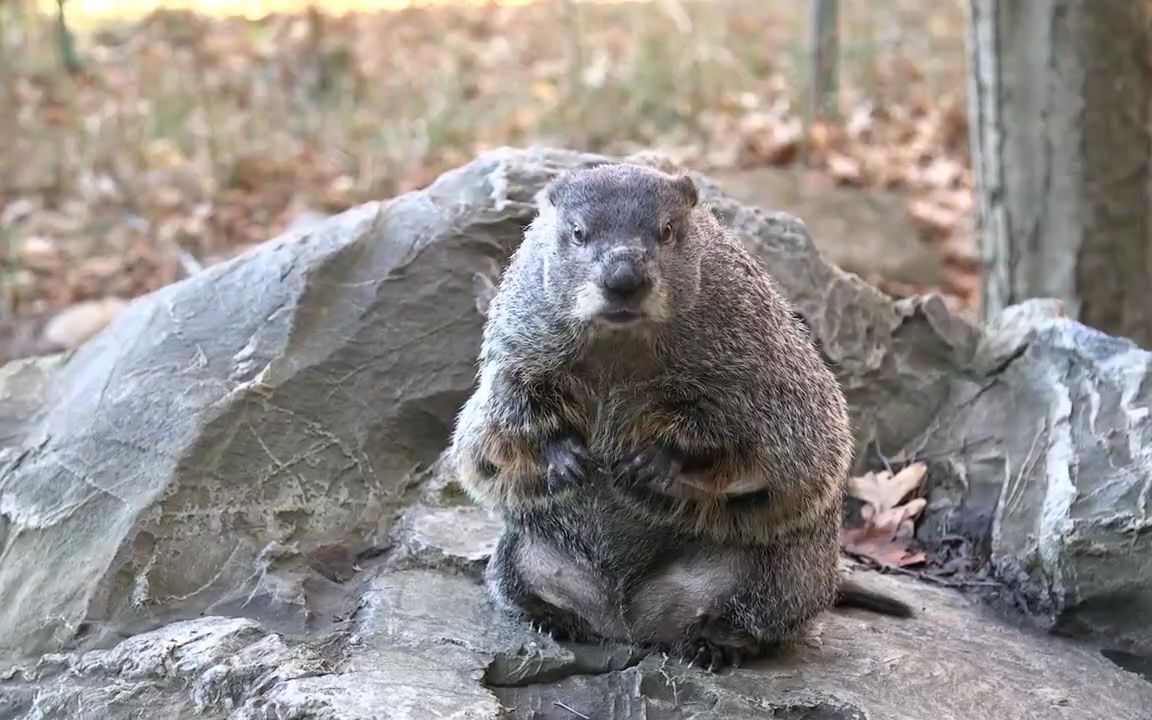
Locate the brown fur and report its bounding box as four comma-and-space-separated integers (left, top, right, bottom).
449, 162, 910, 671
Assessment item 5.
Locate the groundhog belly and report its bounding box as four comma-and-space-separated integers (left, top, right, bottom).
514, 532, 629, 640
624, 545, 752, 646
510, 483, 760, 647
510, 486, 645, 641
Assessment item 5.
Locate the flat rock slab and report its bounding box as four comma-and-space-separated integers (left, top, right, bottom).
3, 503, 1150, 720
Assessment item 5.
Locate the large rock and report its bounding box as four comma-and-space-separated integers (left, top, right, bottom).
0, 167, 523, 659
0, 355, 62, 452
922, 300, 1152, 653
0, 145, 1150, 676
2, 501, 1150, 720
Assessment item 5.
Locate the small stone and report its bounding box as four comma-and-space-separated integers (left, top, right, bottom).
40, 297, 127, 350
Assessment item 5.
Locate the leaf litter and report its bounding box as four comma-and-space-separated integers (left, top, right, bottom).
0, 1, 976, 363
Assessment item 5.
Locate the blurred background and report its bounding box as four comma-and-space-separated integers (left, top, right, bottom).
1, 0, 976, 362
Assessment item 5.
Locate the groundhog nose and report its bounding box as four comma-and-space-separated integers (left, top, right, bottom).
601, 263, 651, 301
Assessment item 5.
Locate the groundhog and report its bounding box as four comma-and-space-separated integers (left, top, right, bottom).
449, 162, 911, 670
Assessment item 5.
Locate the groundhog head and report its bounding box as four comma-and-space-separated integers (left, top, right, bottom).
532, 163, 705, 329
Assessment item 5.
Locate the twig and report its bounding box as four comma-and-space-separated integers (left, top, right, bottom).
909, 435, 997, 463
871, 438, 894, 474
55, 0, 82, 75
872, 433, 997, 474
173, 248, 204, 278
879, 564, 1001, 589
553, 701, 590, 719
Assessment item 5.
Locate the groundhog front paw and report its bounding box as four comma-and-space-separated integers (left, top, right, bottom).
541, 433, 591, 491
614, 444, 684, 494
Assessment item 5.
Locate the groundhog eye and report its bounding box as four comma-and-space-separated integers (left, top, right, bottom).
660, 222, 675, 244
571, 224, 585, 244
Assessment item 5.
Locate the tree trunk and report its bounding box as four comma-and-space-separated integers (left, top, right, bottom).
966, 0, 1152, 347
808, 0, 839, 121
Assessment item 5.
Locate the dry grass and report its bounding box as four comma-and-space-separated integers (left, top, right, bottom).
0, 0, 971, 354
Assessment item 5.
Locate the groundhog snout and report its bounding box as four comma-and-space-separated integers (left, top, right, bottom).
599, 260, 652, 303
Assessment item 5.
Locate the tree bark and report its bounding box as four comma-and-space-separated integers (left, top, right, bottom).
966, 0, 1152, 347
808, 0, 839, 121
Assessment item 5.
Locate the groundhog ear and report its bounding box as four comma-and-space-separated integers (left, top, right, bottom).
544, 172, 573, 207
672, 174, 698, 208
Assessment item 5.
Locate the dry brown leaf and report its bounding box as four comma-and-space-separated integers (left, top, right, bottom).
845, 103, 876, 141
841, 497, 928, 568
738, 111, 802, 166
17, 237, 62, 273
842, 462, 929, 567
805, 120, 844, 155
848, 462, 927, 516
824, 153, 862, 186
907, 197, 960, 239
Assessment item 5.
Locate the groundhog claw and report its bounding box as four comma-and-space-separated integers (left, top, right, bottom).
615, 444, 684, 493
541, 434, 591, 491
683, 613, 758, 673
688, 638, 737, 673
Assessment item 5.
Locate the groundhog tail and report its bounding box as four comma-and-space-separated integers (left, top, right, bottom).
835, 580, 915, 618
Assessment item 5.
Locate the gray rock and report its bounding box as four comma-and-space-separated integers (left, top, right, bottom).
920, 300, 1152, 653
0, 616, 329, 719
386, 503, 503, 577
0, 355, 62, 452
3, 509, 1150, 720
0, 164, 521, 659
3, 145, 1152, 707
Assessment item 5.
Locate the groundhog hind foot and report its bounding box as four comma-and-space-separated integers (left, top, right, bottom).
510, 593, 601, 644
529, 619, 577, 643
681, 613, 763, 673
686, 637, 746, 673
523, 607, 600, 644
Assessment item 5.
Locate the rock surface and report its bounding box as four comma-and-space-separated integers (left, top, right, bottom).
3, 500, 1151, 720
0, 355, 62, 453
711, 166, 943, 287
922, 299, 1152, 654
0, 171, 517, 658
2, 146, 1152, 713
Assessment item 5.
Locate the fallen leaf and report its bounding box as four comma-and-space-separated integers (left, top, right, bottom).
848, 462, 927, 516
842, 462, 929, 567
841, 497, 928, 568
825, 152, 863, 186
907, 197, 960, 239
17, 237, 62, 273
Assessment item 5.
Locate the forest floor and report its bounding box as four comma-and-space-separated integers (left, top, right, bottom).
0, 0, 976, 362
